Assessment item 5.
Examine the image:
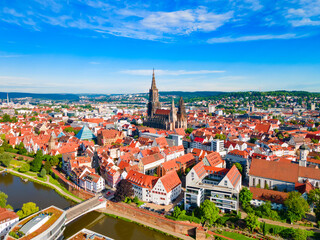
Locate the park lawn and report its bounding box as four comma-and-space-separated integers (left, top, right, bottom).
220, 231, 254, 240
10, 159, 28, 168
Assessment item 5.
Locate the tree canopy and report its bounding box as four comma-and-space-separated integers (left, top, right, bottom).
114, 179, 134, 202
0, 191, 12, 209
198, 199, 220, 225
17, 202, 39, 219
285, 191, 309, 223
0, 153, 12, 167
239, 187, 253, 208
245, 213, 260, 232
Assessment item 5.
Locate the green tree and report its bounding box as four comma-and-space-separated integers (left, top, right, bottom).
30, 157, 42, 172
43, 161, 52, 173
39, 168, 46, 178
232, 162, 243, 174
285, 191, 309, 223
249, 137, 257, 144
114, 179, 134, 202
239, 187, 253, 208
17, 202, 39, 219
307, 189, 320, 206
198, 199, 219, 225
19, 163, 30, 173
245, 213, 260, 232
49, 156, 59, 166
0, 153, 12, 167
172, 206, 184, 218
292, 228, 307, 240
0, 191, 13, 209
185, 128, 193, 134
215, 134, 226, 140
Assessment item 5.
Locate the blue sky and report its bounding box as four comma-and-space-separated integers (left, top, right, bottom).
0, 0, 319, 93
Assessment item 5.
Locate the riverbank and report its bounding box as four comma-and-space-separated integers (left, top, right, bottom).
99, 208, 192, 240
2, 168, 83, 203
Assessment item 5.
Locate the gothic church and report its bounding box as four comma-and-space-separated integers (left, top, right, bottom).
144, 70, 187, 130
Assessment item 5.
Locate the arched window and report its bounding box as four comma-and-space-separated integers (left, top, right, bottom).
253, 178, 256, 186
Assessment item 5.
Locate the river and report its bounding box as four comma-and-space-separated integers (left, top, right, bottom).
0, 173, 176, 240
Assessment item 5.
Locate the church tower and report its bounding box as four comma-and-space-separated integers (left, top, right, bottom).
147, 69, 161, 117
177, 97, 187, 129
299, 144, 309, 167
170, 98, 177, 130
48, 132, 56, 152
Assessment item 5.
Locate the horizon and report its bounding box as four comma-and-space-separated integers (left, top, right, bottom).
0, 0, 320, 93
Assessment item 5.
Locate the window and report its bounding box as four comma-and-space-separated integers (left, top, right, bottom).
224, 180, 227, 186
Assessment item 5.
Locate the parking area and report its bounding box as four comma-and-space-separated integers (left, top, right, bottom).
139, 192, 185, 215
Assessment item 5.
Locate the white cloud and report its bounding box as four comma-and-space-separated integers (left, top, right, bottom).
140, 8, 234, 34
120, 69, 225, 76
207, 33, 302, 43
89, 61, 100, 64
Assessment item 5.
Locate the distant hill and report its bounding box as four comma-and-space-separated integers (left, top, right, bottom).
159, 91, 225, 98
0, 92, 80, 101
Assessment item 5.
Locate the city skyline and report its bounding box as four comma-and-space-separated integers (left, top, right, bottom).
0, 0, 320, 93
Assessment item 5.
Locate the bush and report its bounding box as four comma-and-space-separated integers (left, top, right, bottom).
17, 156, 24, 161
19, 163, 30, 173
39, 168, 46, 178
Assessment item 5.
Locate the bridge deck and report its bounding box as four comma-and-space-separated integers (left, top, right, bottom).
66, 196, 106, 223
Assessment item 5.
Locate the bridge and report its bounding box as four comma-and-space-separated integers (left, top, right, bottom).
65, 195, 107, 224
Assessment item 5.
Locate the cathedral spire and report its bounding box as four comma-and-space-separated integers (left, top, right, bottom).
151, 68, 157, 89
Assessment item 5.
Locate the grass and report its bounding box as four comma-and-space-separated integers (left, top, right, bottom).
10, 159, 27, 168
103, 212, 184, 240
220, 231, 254, 240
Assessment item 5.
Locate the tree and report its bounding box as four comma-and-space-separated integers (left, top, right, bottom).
285, 191, 309, 223
17, 202, 39, 219
0, 191, 12, 209
43, 161, 52, 173
215, 134, 226, 140
39, 168, 46, 178
292, 228, 307, 240
232, 163, 243, 174
198, 199, 219, 225
239, 187, 253, 208
185, 128, 193, 134
49, 156, 59, 166
19, 163, 30, 173
249, 137, 257, 144
0, 153, 12, 167
308, 189, 320, 206
114, 179, 134, 202
30, 156, 42, 172
245, 213, 260, 232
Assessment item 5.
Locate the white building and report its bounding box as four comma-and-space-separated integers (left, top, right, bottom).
126, 170, 181, 205
79, 172, 105, 193
0, 208, 19, 238
185, 153, 242, 213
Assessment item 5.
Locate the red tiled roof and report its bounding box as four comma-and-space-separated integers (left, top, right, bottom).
250, 187, 289, 204
159, 171, 181, 193
141, 152, 164, 165
126, 170, 158, 189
